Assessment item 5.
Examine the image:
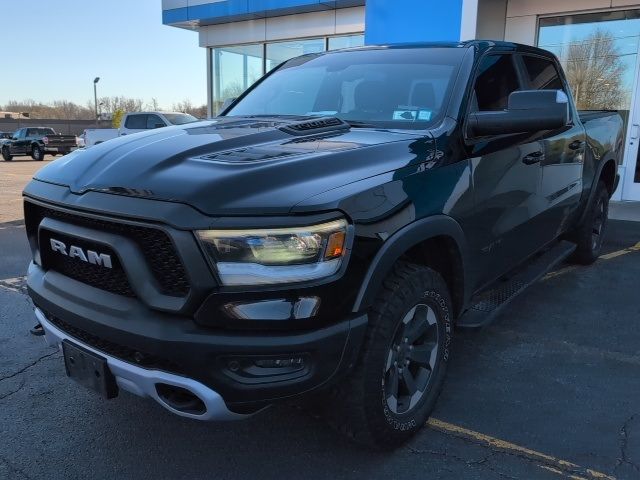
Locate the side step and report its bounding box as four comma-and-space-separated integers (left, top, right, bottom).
457, 240, 576, 329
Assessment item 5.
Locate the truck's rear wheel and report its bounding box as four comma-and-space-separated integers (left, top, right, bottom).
569, 181, 609, 265
31, 145, 44, 161
2, 147, 12, 161
325, 262, 452, 449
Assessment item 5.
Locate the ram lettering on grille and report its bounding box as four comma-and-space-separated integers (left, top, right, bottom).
49, 238, 113, 269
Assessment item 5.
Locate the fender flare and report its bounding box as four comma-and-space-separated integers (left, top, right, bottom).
577, 155, 618, 226
352, 215, 472, 314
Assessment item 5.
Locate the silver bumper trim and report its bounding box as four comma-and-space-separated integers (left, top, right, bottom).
35, 307, 248, 421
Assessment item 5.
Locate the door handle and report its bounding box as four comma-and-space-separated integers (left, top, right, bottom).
568, 140, 584, 150
523, 151, 544, 165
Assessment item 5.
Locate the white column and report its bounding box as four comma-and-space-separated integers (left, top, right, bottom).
460, 0, 479, 41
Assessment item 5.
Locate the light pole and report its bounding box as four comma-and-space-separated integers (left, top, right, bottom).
93, 77, 100, 120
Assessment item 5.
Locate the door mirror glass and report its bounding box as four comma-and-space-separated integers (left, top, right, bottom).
469, 89, 569, 137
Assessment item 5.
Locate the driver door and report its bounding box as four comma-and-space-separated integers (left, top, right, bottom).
10, 129, 27, 155
466, 53, 548, 289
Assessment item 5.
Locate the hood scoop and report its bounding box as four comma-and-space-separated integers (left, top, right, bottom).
200, 146, 303, 163
279, 117, 349, 136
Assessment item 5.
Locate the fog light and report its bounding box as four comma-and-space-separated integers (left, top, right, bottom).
254, 357, 305, 369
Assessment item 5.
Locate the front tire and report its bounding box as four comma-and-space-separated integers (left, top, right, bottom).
1, 147, 12, 161
570, 181, 609, 265
31, 145, 45, 161
325, 262, 452, 449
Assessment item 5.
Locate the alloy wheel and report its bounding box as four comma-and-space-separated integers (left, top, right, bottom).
384, 303, 440, 415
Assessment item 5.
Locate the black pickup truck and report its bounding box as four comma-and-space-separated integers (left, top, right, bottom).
24, 41, 623, 448
2, 127, 77, 161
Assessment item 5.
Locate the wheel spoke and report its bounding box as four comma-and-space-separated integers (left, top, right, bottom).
402, 368, 417, 395
408, 342, 437, 368
405, 305, 431, 342
386, 365, 400, 399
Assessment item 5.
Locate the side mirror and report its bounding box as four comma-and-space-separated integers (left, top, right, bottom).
154, 123, 165, 129
469, 90, 570, 137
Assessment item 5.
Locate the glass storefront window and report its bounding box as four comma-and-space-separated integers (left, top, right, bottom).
328, 34, 365, 50
210, 35, 363, 115
539, 10, 640, 183
211, 44, 263, 114
266, 38, 326, 72
538, 11, 640, 114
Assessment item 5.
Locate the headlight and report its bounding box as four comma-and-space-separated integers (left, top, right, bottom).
196, 218, 348, 286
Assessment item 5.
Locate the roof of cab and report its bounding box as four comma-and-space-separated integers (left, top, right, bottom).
319, 40, 553, 57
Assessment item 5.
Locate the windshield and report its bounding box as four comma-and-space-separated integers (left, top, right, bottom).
226, 47, 466, 129
164, 113, 198, 125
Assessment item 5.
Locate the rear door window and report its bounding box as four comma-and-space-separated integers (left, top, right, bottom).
146, 114, 164, 129
521, 55, 564, 91
124, 114, 147, 129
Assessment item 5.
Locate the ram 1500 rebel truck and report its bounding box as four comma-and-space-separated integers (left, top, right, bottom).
3, 127, 77, 161
24, 41, 623, 448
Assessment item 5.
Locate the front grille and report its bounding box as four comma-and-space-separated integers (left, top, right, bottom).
40, 229, 135, 297
42, 308, 183, 374
25, 201, 190, 297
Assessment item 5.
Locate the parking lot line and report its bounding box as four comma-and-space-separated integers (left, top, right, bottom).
427, 418, 616, 480
543, 240, 640, 281
599, 241, 640, 260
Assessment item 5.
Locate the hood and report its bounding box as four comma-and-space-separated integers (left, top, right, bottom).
34, 117, 433, 215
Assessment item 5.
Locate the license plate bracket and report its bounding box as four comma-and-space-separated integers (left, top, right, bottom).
62, 340, 118, 399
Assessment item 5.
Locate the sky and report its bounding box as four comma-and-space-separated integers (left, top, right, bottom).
0, 0, 206, 108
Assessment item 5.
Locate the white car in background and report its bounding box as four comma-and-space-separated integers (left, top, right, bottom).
82, 111, 199, 148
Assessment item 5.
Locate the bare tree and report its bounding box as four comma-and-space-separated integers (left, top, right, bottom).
562, 29, 625, 110
145, 97, 160, 111
98, 96, 144, 115
1, 99, 93, 119
172, 99, 207, 118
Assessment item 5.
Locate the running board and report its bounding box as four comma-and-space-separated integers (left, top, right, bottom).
457, 240, 577, 329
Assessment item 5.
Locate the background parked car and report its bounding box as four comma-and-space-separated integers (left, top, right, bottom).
1, 127, 77, 161
82, 111, 199, 148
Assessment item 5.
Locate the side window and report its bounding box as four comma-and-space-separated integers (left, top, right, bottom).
124, 114, 147, 129
522, 55, 564, 91
473, 54, 520, 111
26, 129, 35, 137
146, 114, 164, 129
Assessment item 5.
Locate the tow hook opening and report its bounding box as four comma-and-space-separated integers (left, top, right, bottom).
155, 383, 206, 415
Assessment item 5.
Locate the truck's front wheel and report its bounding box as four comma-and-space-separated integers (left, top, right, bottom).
31, 145, 44, 161
326, 262, 452, 449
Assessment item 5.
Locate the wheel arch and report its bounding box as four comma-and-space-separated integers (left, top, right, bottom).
352, 215, 471, 318
577, 156, 618, 226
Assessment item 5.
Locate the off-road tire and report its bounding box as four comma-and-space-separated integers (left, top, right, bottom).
324, 261, 452, 449
570, 181, 609, 265
2, 147, 12, 161
31, 145, 44, 161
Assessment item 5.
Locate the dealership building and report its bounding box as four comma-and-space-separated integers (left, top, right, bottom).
162, 0, 640, 201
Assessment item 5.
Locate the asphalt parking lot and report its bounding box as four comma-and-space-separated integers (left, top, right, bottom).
1, 158, 639, 479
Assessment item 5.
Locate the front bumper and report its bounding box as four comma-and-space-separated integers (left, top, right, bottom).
36, 307, 246, 421
28, 262, 368, 416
